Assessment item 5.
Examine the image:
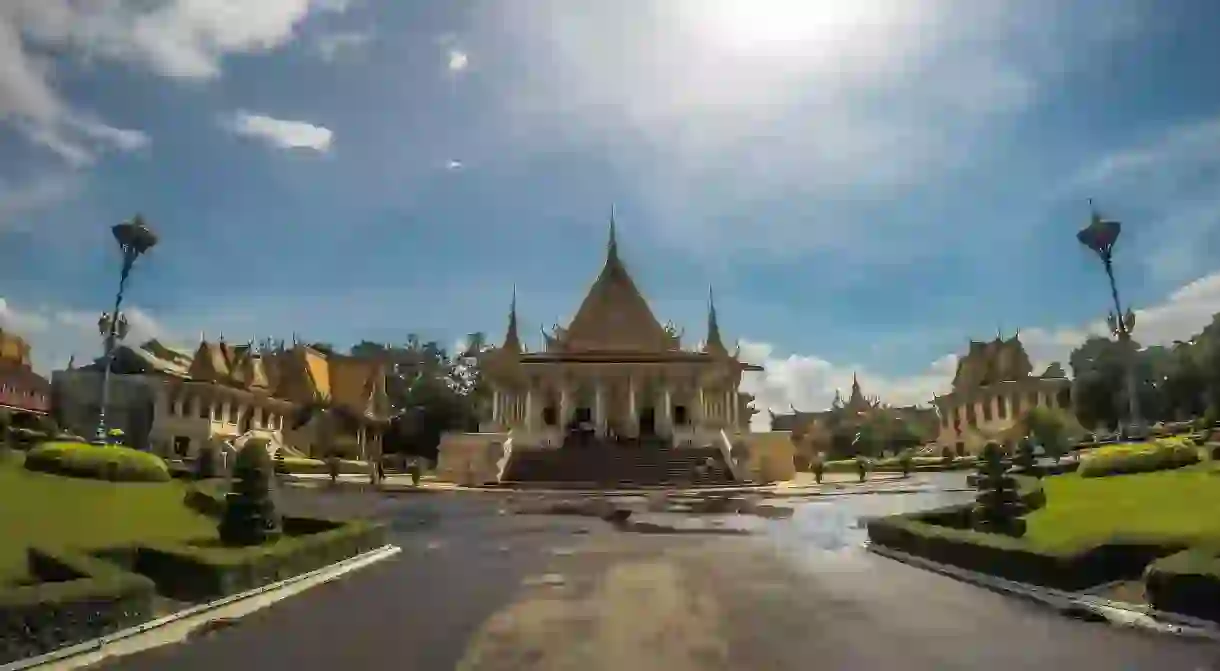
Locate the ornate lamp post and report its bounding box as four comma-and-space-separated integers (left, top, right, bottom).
1076, 201, 1143, 437
93, 216, 158, 445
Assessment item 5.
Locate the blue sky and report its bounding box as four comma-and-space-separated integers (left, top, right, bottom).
3, 0, 1220, 416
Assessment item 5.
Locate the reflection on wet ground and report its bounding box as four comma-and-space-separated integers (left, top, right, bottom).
487, 473, 976, 541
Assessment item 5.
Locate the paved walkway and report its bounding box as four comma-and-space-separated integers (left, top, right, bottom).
97, 484, 1220, 670
285, 470, 906, 496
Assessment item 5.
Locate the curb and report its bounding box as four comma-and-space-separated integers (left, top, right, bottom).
3, 544, 402, 671
866, 543, 1220, 642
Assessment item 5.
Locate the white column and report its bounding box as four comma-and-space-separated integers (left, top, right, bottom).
628, 375, 636, 436
492, 389, 501, 425
698, 387, 706, 427
595, 380, 604, 437
729, 389, 737, 431
525, 388, 534, 432
560, 385, 569, 428
663, 386, 672, 435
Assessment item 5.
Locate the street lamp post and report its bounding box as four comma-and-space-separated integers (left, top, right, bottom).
1076, 201, 1144, 438
93, 216, 158, 445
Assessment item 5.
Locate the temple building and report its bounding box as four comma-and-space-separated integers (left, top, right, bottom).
769, 373, 938, 455
436, 214, 801, 486
931, 333, 1073, 452
53, 338, 388, 460
481, 218, 761, 445
0, 329, 50, 417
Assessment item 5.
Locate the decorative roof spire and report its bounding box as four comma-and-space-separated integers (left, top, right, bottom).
704, 286, 725, 354
607, 203, 619, 263
849, 372, 864, 404
502, 285, 521, 352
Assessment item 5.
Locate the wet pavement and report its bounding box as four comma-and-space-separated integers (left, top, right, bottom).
95, 473, 1220, 670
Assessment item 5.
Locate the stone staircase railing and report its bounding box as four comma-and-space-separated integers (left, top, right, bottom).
719, 428, 744, 482
494, 432, 515, 483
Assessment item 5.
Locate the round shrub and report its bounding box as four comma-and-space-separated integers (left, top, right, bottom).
23, 441, 171, 482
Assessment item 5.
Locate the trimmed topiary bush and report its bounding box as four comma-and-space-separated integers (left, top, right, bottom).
1011, 436, 1041, 478
23, 442, 170, 482
972, 441, 1027, 537
196, 446, 218, 480
898, 449, 914, 478
218, 444, 282, 546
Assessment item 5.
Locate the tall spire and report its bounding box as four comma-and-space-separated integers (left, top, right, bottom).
704, 286, 725, 354
502, 285, 521, 352
607, 203, 619, 262
849, 372, 864, 405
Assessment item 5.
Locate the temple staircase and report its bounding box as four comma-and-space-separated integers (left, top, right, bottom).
498, 436, 738, 488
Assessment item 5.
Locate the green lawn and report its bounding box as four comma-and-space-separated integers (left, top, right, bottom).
0, 461, 219, 586
1023, 465, 1220, 552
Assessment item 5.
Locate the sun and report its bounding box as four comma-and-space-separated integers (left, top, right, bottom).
694, 0, 892, 50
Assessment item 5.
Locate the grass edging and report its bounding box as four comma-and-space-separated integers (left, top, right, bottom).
1145, 548, 1220, 621
865, 476, 1187, 591
4, 544, 401, 671
0, 549, 156, 665
1, 482, 388, 664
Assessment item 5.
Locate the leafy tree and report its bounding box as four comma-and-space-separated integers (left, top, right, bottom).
1022, 406, 1073, 463
219, 444, 282, 546
353, 333, 488, 464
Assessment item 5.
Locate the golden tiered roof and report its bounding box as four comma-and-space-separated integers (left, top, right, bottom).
950, 334, 1034, 391
183, 339, 387, 421
487, 210, 762, 371
0, 329, 32, 368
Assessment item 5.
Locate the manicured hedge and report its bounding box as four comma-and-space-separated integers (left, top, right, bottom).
165, 482, 387, 601
823, 456, 976, 474
0, 548, 155, 665
134, 517, 387, 602
1077, 438, 1200, 478
24, 442, 170, 483
867, 475, 1184, 590
279, 456, 369, 476
1144, 549, 1220, 621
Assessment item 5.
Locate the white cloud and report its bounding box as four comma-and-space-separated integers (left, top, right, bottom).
1068, 116, 1220, 285
447, 48, 469, 72
479, 0, 1147, 255
0, 298, 169, 374
0, 174, 81, 231
0, 0, 347, 163
742, 268, 1220, 430
315, 29, 373, 61
223, 111, 334, 152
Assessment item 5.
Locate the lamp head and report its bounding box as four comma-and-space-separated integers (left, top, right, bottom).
112, 215, 158, 256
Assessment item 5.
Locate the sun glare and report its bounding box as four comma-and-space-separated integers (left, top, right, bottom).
694, 0, 894, 50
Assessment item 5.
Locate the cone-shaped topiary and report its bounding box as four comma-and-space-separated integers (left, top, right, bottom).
196, 446, 217, 479
972, 441, 1027, 537
219, 443, 282, 546
1012, 436, 1041, 478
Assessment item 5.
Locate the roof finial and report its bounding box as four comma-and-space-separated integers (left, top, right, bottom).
704, 286, 724, 353
503, 285, 521, 352
607, 203, 618, 261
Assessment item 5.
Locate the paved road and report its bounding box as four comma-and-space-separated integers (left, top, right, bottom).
97, 476, 1220, 670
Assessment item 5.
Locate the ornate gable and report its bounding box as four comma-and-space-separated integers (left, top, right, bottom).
555, 214, 672, 353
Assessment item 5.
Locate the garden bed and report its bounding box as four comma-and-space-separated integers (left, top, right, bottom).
868, 465, 1220, 620
0, 462, 387, 663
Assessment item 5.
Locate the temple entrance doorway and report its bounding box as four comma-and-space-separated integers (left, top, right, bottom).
638, 407, 656, 437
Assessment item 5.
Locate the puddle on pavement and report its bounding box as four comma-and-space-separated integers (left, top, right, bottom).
503, 474, 976, 543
